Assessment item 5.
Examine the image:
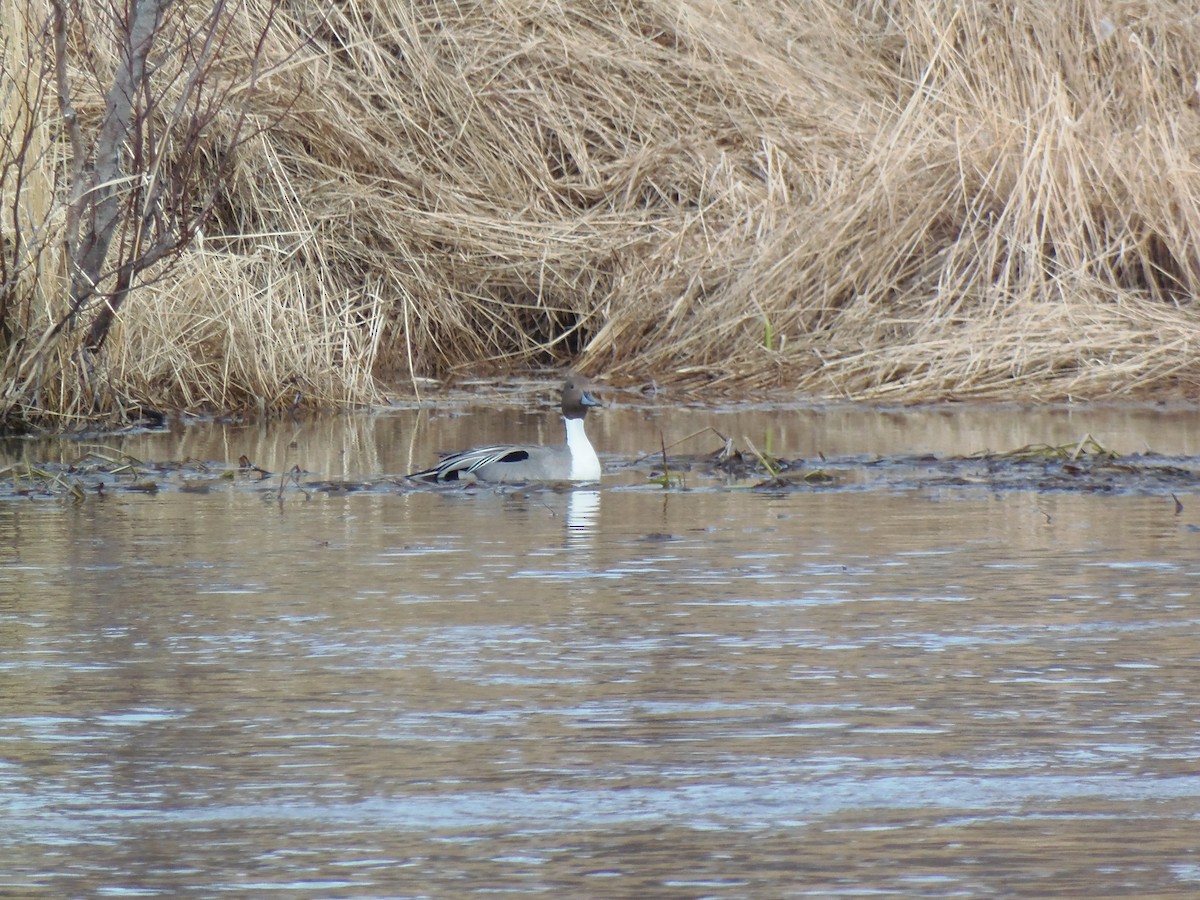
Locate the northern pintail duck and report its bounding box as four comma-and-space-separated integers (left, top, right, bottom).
410, 375, 602, 483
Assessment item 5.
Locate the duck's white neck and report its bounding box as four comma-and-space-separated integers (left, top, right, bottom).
564, 416, 601, 481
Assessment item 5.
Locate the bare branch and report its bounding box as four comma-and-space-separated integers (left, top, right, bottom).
72, 0, 169, 300
51, 0, 85, 266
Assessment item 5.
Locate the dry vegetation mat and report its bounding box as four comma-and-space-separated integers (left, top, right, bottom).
2, 435, 1198, 502
3, 1, 1200, 426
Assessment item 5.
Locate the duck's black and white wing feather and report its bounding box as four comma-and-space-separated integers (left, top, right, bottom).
412, 445, 531, 482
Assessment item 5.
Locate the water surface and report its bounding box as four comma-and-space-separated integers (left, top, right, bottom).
2, 396, 1200, 896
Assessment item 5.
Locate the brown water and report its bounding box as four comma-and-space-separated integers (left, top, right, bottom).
3, 392, 1200, 897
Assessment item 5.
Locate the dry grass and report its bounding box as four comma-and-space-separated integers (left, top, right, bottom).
6, 0, 1200, 420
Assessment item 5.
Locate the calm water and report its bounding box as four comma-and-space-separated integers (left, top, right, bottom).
3, 392, 1200, 897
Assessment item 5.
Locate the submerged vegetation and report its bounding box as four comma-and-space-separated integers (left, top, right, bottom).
3, 1, 1200, 426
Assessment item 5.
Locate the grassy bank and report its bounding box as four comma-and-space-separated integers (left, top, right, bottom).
3, 0, 1200, 423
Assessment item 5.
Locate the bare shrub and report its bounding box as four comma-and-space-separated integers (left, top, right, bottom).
0, 0, 286, 427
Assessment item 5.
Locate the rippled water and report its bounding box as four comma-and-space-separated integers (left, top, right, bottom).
2, 395, 1200, 896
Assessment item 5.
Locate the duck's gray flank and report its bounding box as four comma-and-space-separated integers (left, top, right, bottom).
410, 375, 602, 483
